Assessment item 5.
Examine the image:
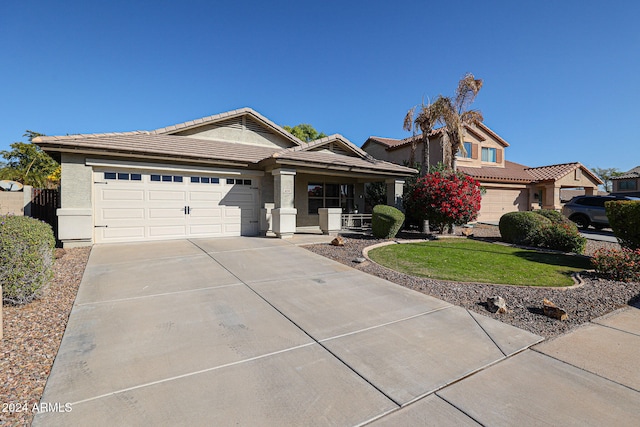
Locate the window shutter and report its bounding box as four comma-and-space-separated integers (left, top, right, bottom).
496, 149, 503, 163
471, 143, 479, 159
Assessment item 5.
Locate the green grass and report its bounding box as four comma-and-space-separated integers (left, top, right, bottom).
368, 239, 592, 287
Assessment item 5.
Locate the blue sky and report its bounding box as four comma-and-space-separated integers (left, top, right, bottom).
1, 0, 638, 171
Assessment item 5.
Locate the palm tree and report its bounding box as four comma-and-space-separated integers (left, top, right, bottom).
403, 100, 441, 177
405, 73, 484, 173
440, 73, 484, 170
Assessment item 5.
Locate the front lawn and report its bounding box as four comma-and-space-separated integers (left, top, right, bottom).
367, 239, 592, 287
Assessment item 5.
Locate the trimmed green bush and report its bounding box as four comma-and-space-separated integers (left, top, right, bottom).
537, 223, 587, 254
499, 212, 551, 245
606, 200, 640, 250
535, 209, 566, 225
0, 215, 55, 304
499, 211, 585, 253
372, 205, 405, 239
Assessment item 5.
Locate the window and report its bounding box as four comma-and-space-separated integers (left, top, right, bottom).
619, 180, 637, 190
151, 174, 183, 183
308, 182, 355, 214
457, 142, 472, 158
481, 147, 497, 162
226, 178, 251, 185
104, 172, 141, 181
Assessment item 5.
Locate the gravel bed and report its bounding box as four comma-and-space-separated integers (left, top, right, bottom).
304, 226, 640, 340
1, 247, 91, 427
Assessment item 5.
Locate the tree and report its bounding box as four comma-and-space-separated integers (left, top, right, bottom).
0, 130, 59, 188
404, 73, 484, 172
282, 123, 327, 142
591, 167, 622, 192
405, 170, 482, 233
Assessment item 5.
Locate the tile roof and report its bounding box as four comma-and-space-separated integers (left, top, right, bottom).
35, 130, 416, 176
365, 122, 508, 152
525, 162, 603, 184
287, 134, 370, 158
458, 161, 533, 183
525, 162, 581, 181
459, 161, 603, 185
612, 166, 640, 179
270, 150, 416, 174
35, 133, 280, 165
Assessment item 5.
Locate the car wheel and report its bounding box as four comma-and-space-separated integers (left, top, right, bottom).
571, 215, 590, 230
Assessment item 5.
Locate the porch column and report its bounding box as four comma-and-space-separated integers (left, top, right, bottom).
271, 168, 297, 238
386, 178, 405, 211
584, 187, 595, 196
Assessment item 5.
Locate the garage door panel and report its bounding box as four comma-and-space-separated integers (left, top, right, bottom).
148, 190, 187, 201
101, 189, 145, 201
101, 208, 145, 220
189, 208, 222, 218
148, 208, 186, 219
478, 188, 528, 222
190, 191, 222, 202
148, 225, 188, 237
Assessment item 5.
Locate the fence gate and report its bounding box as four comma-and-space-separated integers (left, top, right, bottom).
30, 189, 59, 239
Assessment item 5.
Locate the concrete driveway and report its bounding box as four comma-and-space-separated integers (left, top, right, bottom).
34, 237, 640, 426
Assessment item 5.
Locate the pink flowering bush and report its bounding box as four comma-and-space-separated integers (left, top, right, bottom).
592, 247, 640, 282
405, 171, 482, 233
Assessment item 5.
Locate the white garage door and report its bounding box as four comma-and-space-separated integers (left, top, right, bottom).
478, 188, 529, 222
93, 170, 259, 243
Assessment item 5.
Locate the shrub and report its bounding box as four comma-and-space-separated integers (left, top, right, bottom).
535, 209, 566, 225
499, 211, 585, 253
0, 215, 55, 304
606, 200, 640, 250
372, 205, 405, 239
499, 212, 551, 245
592, 247, 640, 282
537, 223, 587, 253
405, 170, 482, 233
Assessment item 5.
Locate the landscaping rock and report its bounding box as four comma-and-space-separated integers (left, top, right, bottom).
331, 236, 345, 246
543, 298, 568, 321
353, 257, 366, 263
487, 296, 508, 314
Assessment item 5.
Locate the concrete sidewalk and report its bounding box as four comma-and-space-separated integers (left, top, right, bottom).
34, 237, 640, 426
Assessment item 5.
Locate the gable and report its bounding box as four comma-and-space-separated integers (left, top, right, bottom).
170, 115, 296, 149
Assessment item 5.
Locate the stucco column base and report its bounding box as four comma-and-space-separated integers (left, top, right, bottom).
272, 208, 297, 238
260, 203, 275, 236
57, 208, 93, 247
319, 208, 342, 235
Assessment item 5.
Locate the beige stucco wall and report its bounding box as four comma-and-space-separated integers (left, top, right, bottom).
60, 153, 93, 209
370, 138, 443, 169
455, 129, 505, 169
176, 116, 294, 149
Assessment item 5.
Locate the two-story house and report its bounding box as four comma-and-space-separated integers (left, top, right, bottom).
611, 166, 640, 196
362, 123, 603, 222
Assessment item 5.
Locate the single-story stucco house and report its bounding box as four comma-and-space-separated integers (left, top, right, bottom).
611, 166, 640, 196
35, 108, 415, 247
362, 123, 603, 222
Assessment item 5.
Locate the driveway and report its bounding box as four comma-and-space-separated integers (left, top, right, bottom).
34, 237, 640, 426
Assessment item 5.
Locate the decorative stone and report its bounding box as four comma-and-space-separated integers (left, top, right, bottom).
461, 227, 474, 237
353, 257, 366, 263
543, 298, 568, 320
331, 236, 345, 246
487, 296, 507, 314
